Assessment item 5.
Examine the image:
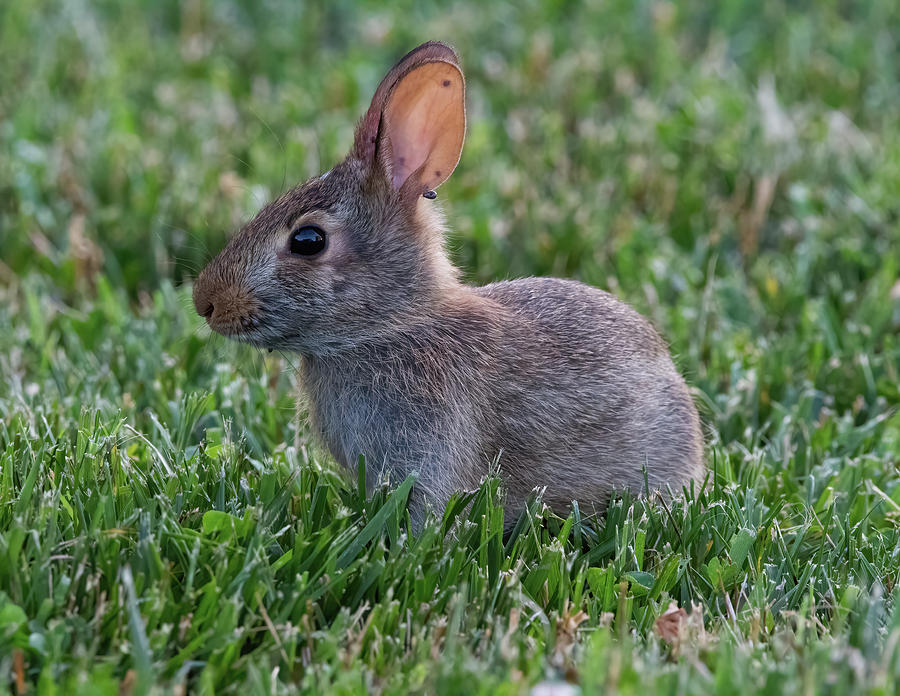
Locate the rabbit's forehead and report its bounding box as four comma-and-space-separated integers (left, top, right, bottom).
245, 165, 360, 238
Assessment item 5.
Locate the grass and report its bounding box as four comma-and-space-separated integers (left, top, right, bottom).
2, 0, 900, 693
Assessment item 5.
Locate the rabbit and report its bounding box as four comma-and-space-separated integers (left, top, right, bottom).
192, 41, 705, 528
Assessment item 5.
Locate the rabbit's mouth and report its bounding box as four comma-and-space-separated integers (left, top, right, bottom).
203, 310, 261, 337
210, 315, 271, 345
212, 312, 301, 353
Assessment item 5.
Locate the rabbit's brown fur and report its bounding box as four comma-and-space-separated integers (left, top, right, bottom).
193, 42, 704, 526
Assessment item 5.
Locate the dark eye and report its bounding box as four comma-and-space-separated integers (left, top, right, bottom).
289, 226, 326, 256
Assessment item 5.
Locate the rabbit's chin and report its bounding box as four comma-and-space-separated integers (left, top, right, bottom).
224, 327, 326, 356
213, 324, 288, 353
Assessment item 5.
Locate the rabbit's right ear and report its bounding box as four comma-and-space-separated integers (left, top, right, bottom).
353, 42, 466, 199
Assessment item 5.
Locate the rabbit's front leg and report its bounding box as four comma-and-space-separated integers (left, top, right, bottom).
375, 431, 481, 533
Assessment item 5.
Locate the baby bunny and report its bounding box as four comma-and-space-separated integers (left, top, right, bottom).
193, 41, 704, 526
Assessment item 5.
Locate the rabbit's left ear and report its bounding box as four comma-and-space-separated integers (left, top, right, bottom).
353, 42, 466, 196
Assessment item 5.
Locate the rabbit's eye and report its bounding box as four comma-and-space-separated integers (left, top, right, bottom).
289, 226, 326, 256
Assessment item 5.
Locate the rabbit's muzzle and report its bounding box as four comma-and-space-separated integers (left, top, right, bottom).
193, 266, 262, 338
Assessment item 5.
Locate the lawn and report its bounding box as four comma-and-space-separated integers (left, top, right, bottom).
2, 0, 900, 693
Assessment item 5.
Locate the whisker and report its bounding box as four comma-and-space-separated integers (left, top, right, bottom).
246, 103, 288, 196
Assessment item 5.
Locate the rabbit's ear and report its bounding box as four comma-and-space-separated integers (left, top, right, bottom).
353, 42, 465, 195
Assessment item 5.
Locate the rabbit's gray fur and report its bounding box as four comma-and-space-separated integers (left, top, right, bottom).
193, 42, 704, 526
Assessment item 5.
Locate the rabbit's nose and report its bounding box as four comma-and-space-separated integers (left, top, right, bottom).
193, 276, 215, 321
193, 295, 212, 320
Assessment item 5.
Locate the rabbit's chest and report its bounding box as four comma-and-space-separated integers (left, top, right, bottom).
304, 373, 436, 470
301, 359, 476, 486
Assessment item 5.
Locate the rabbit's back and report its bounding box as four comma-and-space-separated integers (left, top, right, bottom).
474, 277, 704, 513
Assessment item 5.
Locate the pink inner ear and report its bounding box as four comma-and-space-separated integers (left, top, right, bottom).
384, 62, 465, 192
388, 97, 434, 189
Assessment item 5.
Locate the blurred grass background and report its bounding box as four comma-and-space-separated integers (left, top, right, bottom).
2, 0, 899, 415
1, 0, 900, 693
